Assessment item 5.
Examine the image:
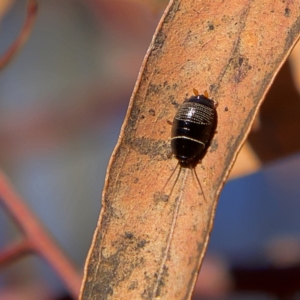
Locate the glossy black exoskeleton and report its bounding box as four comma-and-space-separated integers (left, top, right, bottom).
152, 90, 218, 297
171, 89, 217, 167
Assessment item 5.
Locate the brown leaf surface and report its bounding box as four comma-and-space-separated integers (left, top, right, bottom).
80, 0, 300, 299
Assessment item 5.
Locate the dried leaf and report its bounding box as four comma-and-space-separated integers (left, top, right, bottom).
80, 0, 300, 299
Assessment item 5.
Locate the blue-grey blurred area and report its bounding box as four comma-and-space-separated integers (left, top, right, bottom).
210, 153, 300, 264
0, 0, 160, 298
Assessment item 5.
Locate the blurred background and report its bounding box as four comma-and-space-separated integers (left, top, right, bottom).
0, 1, 300, 299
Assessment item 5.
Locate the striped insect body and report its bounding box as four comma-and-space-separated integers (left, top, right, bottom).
171, 89, 217, 168
152, 90, 217, 297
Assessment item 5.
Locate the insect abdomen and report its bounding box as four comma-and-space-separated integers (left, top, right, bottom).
171, 94, 217, 166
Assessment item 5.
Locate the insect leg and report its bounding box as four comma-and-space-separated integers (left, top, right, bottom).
161, 162, 180, 194
191, 166, 208, 203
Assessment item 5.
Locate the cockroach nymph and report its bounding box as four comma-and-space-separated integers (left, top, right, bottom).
152, 89, 218, 297
169, 88, 218, 202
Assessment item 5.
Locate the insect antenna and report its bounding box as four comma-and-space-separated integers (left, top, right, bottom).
190, 166, 208, 203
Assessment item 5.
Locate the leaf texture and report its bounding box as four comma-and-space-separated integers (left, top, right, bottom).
80, 0, 300, 299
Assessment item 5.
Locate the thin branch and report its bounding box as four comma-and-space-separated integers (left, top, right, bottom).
0, 0, 38, 70
0, 171, 82, 298
0, 239, 32, 266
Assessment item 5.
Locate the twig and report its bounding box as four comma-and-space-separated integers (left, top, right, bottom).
0, 0, 38, 70
0, 171, 82, 298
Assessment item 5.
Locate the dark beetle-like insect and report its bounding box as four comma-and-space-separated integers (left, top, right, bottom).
167, 89, 218, 203
152, 89, 218, 297
171, 89, 217, 168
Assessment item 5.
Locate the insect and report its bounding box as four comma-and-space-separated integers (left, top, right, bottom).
152, 89, 218, 297
171, 88, 217, 167
169, 88, 218, 202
